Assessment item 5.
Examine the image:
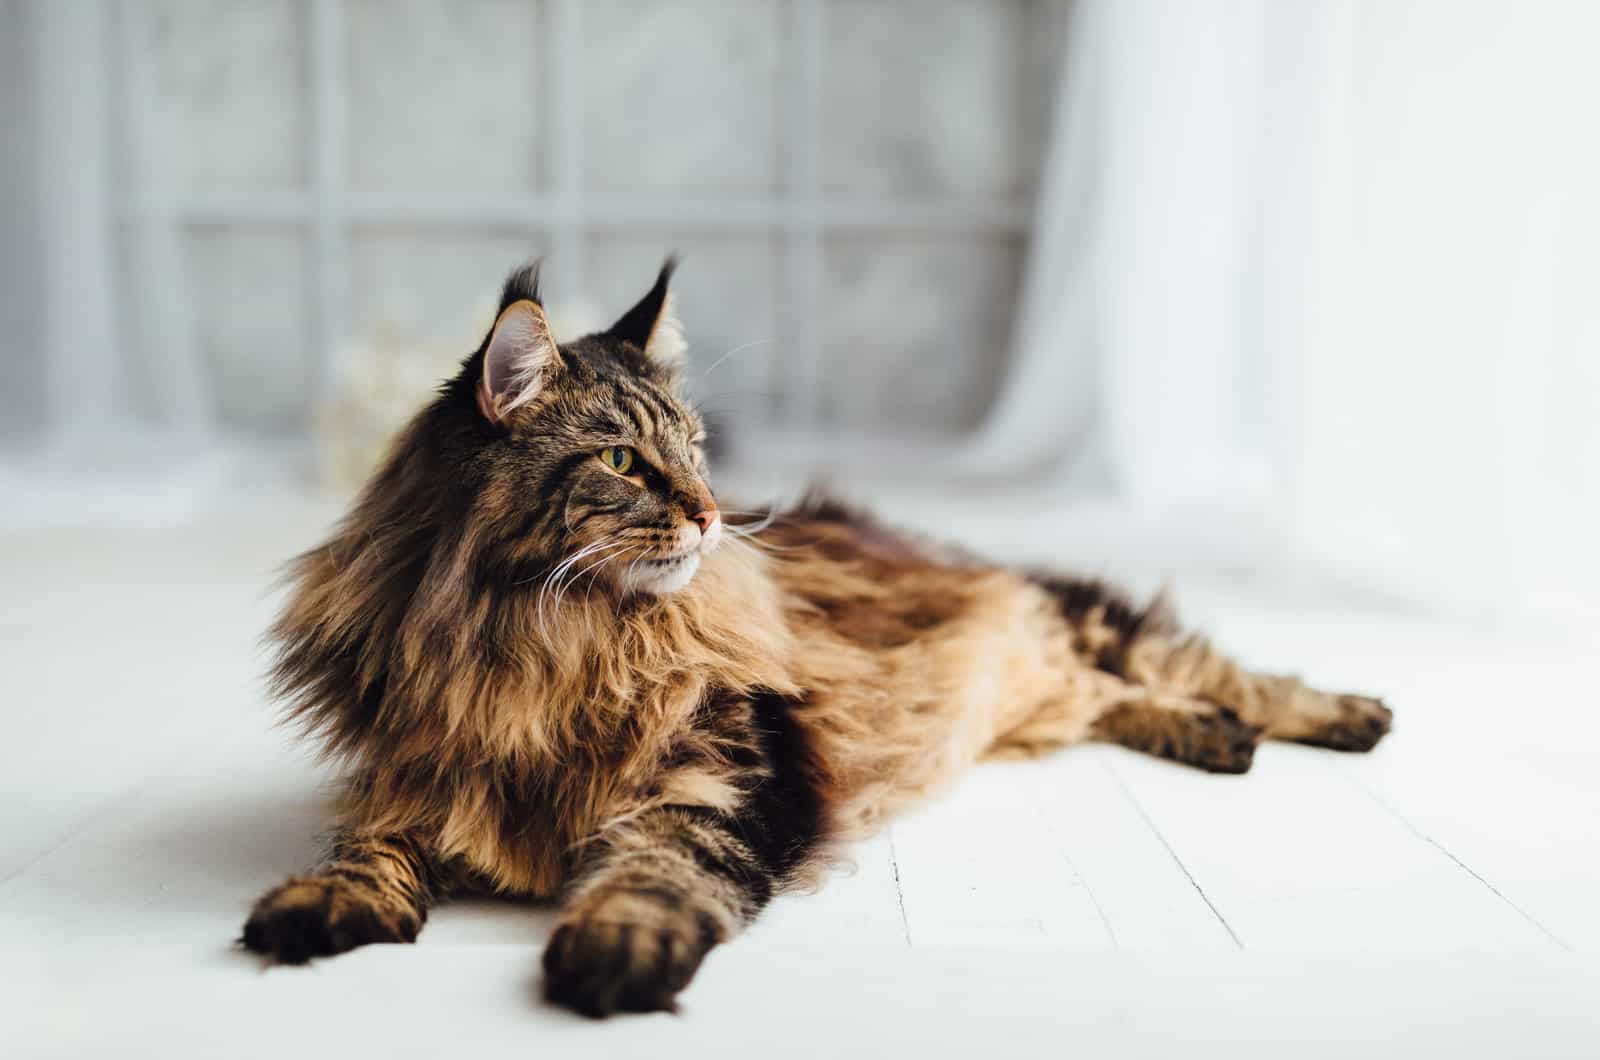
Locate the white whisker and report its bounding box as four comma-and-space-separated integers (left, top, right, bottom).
549, 539, 632, 614
557, 541, 633, 604
535, 536, 621, 637
580, 546, 639, 607
622, 550, 650, 594
724, 532, 799, 555
726, 511, 779, 536
700, 338, 774, 381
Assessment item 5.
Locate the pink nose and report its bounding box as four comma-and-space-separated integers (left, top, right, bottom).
689, 508, 718, 533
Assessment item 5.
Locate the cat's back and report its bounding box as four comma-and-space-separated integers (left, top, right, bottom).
758, 497, 986, 647
754, 498, 1108, 835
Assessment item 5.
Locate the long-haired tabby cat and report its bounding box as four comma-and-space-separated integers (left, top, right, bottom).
243, 260, 1392, 1016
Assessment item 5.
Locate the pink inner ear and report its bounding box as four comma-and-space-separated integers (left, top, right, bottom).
480, 300, 554, 419
477, 373, 500, 421
481, 333, 518, 407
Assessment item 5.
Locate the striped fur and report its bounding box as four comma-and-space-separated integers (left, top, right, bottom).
242, 262, 1391, 1016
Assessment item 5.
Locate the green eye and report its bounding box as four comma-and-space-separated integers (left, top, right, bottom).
600, 446, 635, 474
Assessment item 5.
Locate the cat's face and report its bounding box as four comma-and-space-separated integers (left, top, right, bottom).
472, 261, 721, 597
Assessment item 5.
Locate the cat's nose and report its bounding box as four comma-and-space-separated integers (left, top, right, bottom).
689, 508, 719, 534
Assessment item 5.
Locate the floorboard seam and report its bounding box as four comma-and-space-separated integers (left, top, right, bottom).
885, 827, 912, 948
0, 753, 178, 891
0, 718, 256, 892
1098, 750, 1244, 949
1022, 771, 1118, 949
1333, 761, 1574, 952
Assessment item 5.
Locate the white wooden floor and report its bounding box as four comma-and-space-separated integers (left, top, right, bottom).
4, 498, 1599, 1058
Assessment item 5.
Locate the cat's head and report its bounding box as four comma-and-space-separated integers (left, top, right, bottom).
455, 259, 719, 597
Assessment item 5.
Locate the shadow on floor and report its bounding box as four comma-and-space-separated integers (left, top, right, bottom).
140, 775, 563, 950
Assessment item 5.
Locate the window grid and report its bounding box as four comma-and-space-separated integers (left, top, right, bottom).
120, 0, 1035, 436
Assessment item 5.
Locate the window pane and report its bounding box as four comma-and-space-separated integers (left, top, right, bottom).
820, 236, 1022, 433
146, 0, 306, 192
185, 226, 311, 432
347, 0, 545, 193
582, 0, 780, 195
821, 0, 1059, 198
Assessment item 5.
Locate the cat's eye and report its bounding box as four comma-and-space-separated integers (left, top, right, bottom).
599, 446, 635, 475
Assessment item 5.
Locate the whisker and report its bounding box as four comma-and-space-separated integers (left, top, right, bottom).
622, 549, 650, 594
550, 540, 632, 613
580, 546, 639, 607
699, 338, 775, 381
561, 541, 632, 598
723, 532, 802, 555
723, 535, 794, 561
536, 536, 621, 636
725, 510, 780, 535
520, 535, 615, 588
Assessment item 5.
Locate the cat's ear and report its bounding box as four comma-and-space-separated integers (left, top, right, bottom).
607, 257, 686, 367
478, 298, 558, 422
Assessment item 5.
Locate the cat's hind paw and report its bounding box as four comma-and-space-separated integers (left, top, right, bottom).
1295, 694, 1393, 753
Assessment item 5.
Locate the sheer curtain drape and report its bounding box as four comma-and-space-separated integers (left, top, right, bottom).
2, 1, 219, 523
978, 0, 1600, 625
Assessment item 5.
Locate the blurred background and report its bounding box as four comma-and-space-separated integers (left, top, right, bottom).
3, 0, 1598, 628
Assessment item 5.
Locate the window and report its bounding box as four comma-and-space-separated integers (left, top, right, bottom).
121, 0, 1062, 451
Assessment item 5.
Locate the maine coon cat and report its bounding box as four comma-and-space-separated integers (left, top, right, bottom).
243, 261, 1392, 1016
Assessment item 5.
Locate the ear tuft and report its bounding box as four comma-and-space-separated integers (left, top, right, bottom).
646, 290, 688, 365
607, 257, 687, 368
479, 299, 558, 422
498, 259, 544, 314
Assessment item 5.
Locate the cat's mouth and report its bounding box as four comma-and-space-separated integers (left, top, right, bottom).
622, 550, 702, 596
641, 551, 695, 568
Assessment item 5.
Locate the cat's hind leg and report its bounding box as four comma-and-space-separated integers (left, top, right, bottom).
982, 666, 1260, 773
1248, 676, 1393, 751
241, 833, 440, 963
1124, 635, 1393, 752
1028, 572, 1390, 756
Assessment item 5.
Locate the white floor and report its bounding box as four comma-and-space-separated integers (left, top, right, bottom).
4, 497, 1599, 1058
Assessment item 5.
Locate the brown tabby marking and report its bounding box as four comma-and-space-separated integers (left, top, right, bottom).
242, 261, 1392, 1016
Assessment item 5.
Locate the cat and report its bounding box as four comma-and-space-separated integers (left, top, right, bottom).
242, 260, 1392, 1017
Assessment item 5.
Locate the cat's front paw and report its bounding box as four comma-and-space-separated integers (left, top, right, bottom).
542, 903, 719, 1018
241, 875, 419, 964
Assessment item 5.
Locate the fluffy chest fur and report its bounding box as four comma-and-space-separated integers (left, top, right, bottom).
276, 532, 796, 896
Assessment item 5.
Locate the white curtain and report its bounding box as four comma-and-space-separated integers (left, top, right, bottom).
1, 1, 225, 526
978, 0, 1600, 626
2, 1, 125, 457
